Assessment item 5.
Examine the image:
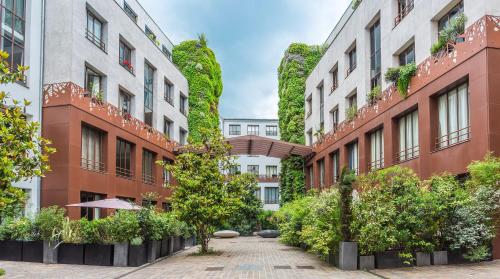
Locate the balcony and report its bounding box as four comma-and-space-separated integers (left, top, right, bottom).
142, 173, 156, 185
85, 29, 106, 52
257, 175, 280, 183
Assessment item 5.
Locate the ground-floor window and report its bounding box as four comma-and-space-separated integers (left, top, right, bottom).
437, 82, 469, 149
347, 141, 359, 175
264, 187, 279, 204
80, 192, 103, 220
369, 129, 384, 170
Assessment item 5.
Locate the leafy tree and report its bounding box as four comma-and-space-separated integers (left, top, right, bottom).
160, 129, 249, 253
0, 51, 55, 218
339, 167, 355, 241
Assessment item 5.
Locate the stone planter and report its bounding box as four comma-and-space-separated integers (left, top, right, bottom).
169, 236, 175, 255
43, 241, 58, 264
415, 252, 431, 266
128, 243, 147, 267
160, 238, 171, 257
84, 244, 114, 266
0, 240, 22, 261
327, 250, 339, 266
338, 242, 358, 270
431, 251, 448, 265
58, 243, 84, 265
22, 241, 43, 262
147, 240, 161, 262
113, 242, 128, 267
375, 250, 411, 269
359, 255, 375, 270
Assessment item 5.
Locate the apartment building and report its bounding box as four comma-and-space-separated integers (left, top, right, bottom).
221, 118, 281, 211
0, 0, 44, 215
41, 0, 189, 219
304, 0, 500, 258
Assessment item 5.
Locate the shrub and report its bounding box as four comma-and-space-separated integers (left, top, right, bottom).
34, 206, 65, 242
345, 106, 357, 122
396, 63, 417, 98
257, 210, 277, 230
137, 207, 163, 241
110, 210, 141, 243
0, 268, 5, 276
367, 85, 381, 105
10, 217, 36, 241
384, 67, 400, 83
273, 195, 314, 246
80, 217, 113, 244
59, 218, 82, 244
431, 14, 466, 55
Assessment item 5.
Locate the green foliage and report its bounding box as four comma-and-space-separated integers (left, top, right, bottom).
0, 268, 4, 276
257, 210, 277, 230
384, 67, 400, 83
273, 195, 314, 247
339, 168, 355, 241
109, 210, 141, 243
0, 217, 36, 241
59, 218, 82, 244
367, 85, 381, 105
352, 0, 362, 9
160, 129, 249, 253
173, 36, 223, 144
79, 217, 113, 244
278, 43, 323, 203
34, 206, 65, 242
431, 14, 467, 55
466, 153, 500, 191
396, 63, 417, 98
0, 186, 27, 219
345, 105, 357, 122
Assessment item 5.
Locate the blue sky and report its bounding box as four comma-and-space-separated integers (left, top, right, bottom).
138, 0, 351, 119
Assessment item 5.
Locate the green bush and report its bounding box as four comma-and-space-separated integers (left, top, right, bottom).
384, 67, 400, 83
345, 106, 357, 122
10, 217, 36, 241
0, 268, 5, 276
431, 14, 466, 55
396, 63, 417, 98
80, 217, 113, 244
34, 206, 65, 242
274, 195, 314, 246
59, 217, 82, 244
367, 85, 381, 105
257, 210, 277, 230
110, 210, 141, 243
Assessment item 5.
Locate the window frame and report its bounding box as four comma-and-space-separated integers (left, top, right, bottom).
370, 20, 381, 89
369, 128, 384, 171
179, 94, 187, 116
86, 10, 105, 51
247, 125, 259, 136
164, 80, 174, 105
264, 187, 279, 204
436, 82, 469, 150
265, 165, 278, 177
123, 1, 137, 23
118, 90, 132, 115
142, 149, 156, 184
229, 124, 241, 136
0, 0, 26, 71
81, 125, 105, 173
247, 165, 259, 176
265, 125, 278, 136
396, 109, 419, 163
116, 138, 133, 179
399, 43, 415, 66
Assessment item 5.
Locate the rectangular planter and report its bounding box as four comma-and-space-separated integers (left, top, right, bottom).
432, 251, 448, 265
84, 244, 114, 266
43, 241, 58, 264
58, 243, 84, 265
338, 242, 358, 270
147, 240, 161, 262
359, 255, 375, 270
415, 252, 431, 266
375, 250, 412, 269
128, 243, 147, 267
22, 241, 43, 262
113, 243, 128, 267
160, 238, 171, 257
447, 249, 472, 265
0, 240, 22, 261
327, 250, 339, 267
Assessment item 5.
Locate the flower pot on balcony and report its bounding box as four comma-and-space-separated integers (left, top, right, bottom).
338, 242, 358, 270
0, 240, 22, 261
113, 242, 128, 267
415, 252, 431, 266
160, 237, 171, 257
359, 255, 375, 270
84, 244, 114, 266
147, 240, 161, 262
43, 241, 58, 264
58, 243, 84, 265
22, 241, 43, 262
375, 250, 411, 269
431, 251, 448, 265
128, 243, 147, 267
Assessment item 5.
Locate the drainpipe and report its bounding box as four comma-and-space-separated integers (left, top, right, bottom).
36, 0, 46, 213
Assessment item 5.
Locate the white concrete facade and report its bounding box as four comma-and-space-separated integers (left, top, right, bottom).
221, 118, 281, 211
305, 0, 500, 146
0, 0, 45, 216
43, 0, 188, 143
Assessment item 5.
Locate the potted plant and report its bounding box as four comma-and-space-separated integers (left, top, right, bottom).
337, 168, 358, 271
14, 218, 43, 263
80, 218, 114, 266
56, 218, 84, 265
0, 218, 23, 261
34, 206, 65, 264
366, 85, 381, 106
128, 237, 148, 267
110, 210, 141, 267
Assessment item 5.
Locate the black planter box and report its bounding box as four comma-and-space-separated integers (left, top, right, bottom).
128, 243, 147, 267
84, 244, 114, 266
447, 249, 474, 264
173, 236, 181, 253
22, 241, 43, 262
375, 250, 412, 269
58, 243, 84, 265
160, 238, 171, 257
0, 240, 22, 261
180, 237, 185, 250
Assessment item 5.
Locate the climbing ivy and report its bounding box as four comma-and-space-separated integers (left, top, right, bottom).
278, 43, 323, 204
173, 34, 223, 143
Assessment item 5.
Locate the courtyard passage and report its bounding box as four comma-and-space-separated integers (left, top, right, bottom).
1, 237, 500, 279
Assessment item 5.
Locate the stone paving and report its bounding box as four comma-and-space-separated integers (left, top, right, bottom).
1, 237, 500, 278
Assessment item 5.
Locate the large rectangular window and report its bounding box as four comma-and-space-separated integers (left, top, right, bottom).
162, 158, 172, 186
163, 117, 172, 138
80, 192, 102, 220
370, 20, 381, 89
119, 40, 133, 73
318, 159, 325, 188
179, 128, 187, 145
266, 165, 278, 177
399, 43, 415, 66
180, 94, 187, 116
164, 80, 173, 105
331, 68, 339, 92
119, 90, 131, 115
265, 125, 278, 136
347, 142, 358, 175
247, 125, 259, 136
438, 1, 464, 32
395, 0, 414, 26
347, 46, 357, 76
319, 84, 324, 130
142, 149, 155, 184
437, 83, 469, 149
247, 165, 259, 176
229, 124, 241, 135
331, 151, 340, 183
85, 67, 103, 97
144, 63, 154, 126
116, 138, 133, 178
369, 129, 384, 170
81, 125, 104, 172
331, 108, 339, 132
264, 187, 279, 204
1, 0, 25, 70
86, 11, 105, 51
397, 110, 419, 162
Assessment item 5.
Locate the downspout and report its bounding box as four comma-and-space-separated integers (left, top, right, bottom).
36, 0, 46, 212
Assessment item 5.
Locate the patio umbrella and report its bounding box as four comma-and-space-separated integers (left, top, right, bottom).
66, 198, 142, 210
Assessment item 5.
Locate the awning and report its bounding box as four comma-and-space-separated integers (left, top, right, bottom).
225, 135, 312, 159
66, 198, 142, 210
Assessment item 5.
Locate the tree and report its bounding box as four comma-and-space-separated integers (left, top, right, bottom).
0, 51, 55, 218
160, 129, 249, 253
339, 167, 355, 241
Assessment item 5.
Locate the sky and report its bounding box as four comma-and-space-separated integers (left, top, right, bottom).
138, 0, 351, 119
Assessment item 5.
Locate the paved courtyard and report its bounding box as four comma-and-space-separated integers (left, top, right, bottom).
1, 237, 500, 278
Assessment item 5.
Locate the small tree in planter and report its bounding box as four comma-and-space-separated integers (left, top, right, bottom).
109, 210, 141, 266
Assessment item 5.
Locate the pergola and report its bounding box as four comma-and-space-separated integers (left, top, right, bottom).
225, 135, 312, 159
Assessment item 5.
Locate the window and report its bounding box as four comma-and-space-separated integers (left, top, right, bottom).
144, 63, 154, 126
247, 165, 259, 176
318, 159, 325, 188
306, 95, 312, 117
119, 40, 133, 73
265, 125, 278, 136
331, 68, 339, 92
348, 93, 357, 110
162, 158, 172, 186
264, 187, 279, 204
163, 117, 172, 138
142, 149, 155, 184
85, 67, 103, 97
179, 128, 187, 145
229, 124, 241, 135
229, 164, 241, 175
162, 45, 172, 60
347, 141, 358, 175
399, 43, 415, 66
247, 125, 259, 136
307, 129, 313, 146
370, 20, 381, 89
116, 138, 133, 178
308, 166, 313, 188
145, 26, 158, 45
81, 125, 104, 172
319, 84, 324, 130
347, 46, 357, 75
255, 188, 261, 200
369, 129, 384, 170
180, 94, 187, 116
397, 110, 419, 162
1, 0, 25, 70
86, 11, 105, 51
395, 0, 414, 26
331, 151, 340, 183
164, 80, 173, 105
266, 165, 278, 177
331, 107, 339, 132
119, 90, 131, 115
123, 1, 137, 23
80, 192, 102, 220
438, 1, 464, 32
437, 82, 469, 149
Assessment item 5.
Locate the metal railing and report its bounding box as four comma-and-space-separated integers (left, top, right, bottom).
142, 173, 156, 185
330, 81, 338, 93
116, 167, 133, 179
81, 158, 105, 173
394, 0, 415, 27
346, 64, 357, 77
164, 96, 174, 105
119, 58, 134, 75
395, 145, 419, 163
435, 126, 470, 151
369, 158, 384, 171
85, 29, 106, 51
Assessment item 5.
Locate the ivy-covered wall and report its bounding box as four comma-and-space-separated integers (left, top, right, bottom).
173, 36, 223, 143
278, 43, 323, 203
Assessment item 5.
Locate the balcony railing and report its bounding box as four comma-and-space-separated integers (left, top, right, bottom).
164, 96, 174, 106
395, 145, 419, 164
116, 167, 133, 179
258, 175, 280, 182
142, 173, 156, 185
435, 126, 470, 151
369, 158, 384, 171
346, 64, 357, 77
394, 0, 414, 27
119, 58, 134, 75
330, 81, 338, 93
81, 158, 105, 173
85, 29, 106, 51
